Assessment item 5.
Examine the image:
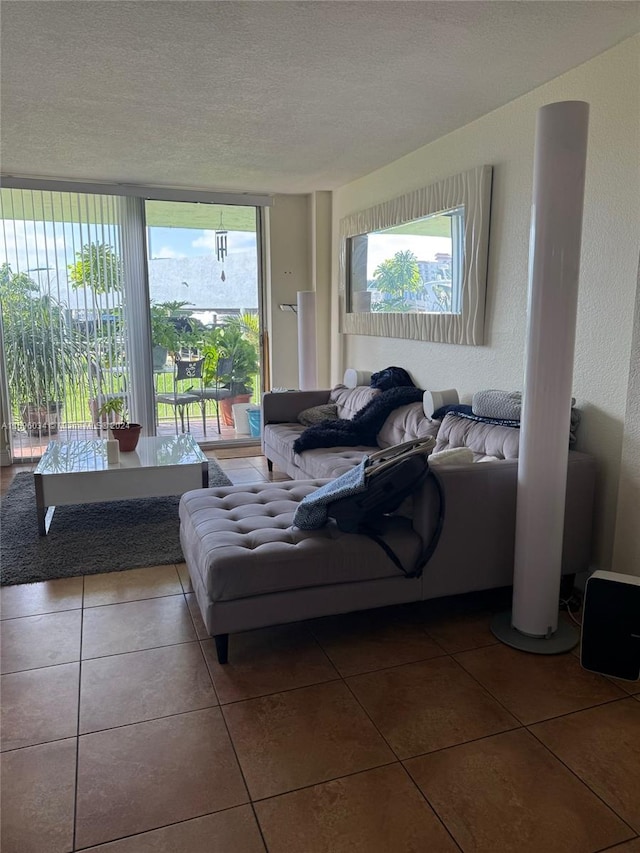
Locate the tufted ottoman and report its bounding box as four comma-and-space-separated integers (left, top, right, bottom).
179, 480, 423, 663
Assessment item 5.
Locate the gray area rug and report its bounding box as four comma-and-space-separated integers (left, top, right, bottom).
1, 459, 232, 586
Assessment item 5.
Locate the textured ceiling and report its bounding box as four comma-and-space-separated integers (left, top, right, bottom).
2, 1, 638, 194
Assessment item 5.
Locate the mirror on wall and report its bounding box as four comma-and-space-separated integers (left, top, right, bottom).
339, 165, 492, 345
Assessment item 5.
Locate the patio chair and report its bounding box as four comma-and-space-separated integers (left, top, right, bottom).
155, 356, 204, 434
193, 355, 234, 435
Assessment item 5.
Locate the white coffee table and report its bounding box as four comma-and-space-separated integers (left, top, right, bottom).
34, 435, 209, 535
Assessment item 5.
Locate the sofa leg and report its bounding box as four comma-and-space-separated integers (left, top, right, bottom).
214, 633, 229, 664
267, 458, 273, 473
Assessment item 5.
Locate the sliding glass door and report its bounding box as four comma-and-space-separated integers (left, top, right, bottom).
145, 201, 262, 442
0, 187, 265, 461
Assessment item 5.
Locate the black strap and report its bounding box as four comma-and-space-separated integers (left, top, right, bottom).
415, 470, 446, 573
361, 528, 415, 578
358, 470, 445, 580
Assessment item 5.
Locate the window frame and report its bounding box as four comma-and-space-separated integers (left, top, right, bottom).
339, 165, 493, 345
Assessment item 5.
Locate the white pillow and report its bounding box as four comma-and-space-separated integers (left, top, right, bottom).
423, 389, 459, 418
343, 368, 372, 388
429, 447, 474, 466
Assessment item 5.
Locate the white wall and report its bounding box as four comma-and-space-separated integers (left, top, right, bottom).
267, 195, 311, 389
332, 36, 640, 571
310, 191, 332, 389
267, 192, 332, 391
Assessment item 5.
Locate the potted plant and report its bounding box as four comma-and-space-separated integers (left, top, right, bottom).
150, 301, 204, 369
97, 397, 142, 452
202, 322, 259, 426
0, 263, 81, 436
150, 302, 182, 370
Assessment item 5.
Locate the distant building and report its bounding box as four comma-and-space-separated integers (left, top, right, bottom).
148, 250, 258, 313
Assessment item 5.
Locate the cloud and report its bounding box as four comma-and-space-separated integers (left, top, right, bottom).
152, 246, 187, 259
191, 230, 256, 253
0, 220, 69, 280
191, 231, 216, 251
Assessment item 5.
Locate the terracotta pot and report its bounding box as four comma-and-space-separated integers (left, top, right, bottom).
220, 394, 252, 427
109, 424, 142, 452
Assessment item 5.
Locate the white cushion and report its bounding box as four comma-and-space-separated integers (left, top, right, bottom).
343, 369, 372, 388
429, 447, 475, 466
423, 389, 459, 418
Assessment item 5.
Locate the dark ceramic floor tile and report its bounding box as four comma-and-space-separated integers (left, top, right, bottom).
255, 764, 458, 852
423, 609, 498, 653
223, 680, 394, 800
80, 643, 217, 733
602, 840, 640, 852
81, 595, 196, 658
309, 608, 444, 676
606, 674, 640, 696
81, 806, 266, 852
531, 698, 640, 832
406, 729, 633, 853
347, 656, 518, 758
75, 707, 248, 848
0, 738, 76, 853
455, 642, 625, 723
1, 662, 79, 751
201, 623, 338, 703
421, 587, 513, 620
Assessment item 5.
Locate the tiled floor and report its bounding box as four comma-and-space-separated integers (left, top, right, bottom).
1, 456, 639, 852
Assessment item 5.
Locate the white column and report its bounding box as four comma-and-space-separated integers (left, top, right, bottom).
512, 101, 590, 638
119, 197, 156, 434
297, 291, 317, 390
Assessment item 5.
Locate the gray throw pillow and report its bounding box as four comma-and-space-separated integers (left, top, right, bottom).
298, 403, 340, 426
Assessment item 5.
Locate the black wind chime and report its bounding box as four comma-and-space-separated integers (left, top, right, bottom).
215, 212, 228, 282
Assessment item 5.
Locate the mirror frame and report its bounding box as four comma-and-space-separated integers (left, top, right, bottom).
339, 165, 493, 345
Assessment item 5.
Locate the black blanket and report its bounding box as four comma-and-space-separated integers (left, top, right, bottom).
294, 386, 424, 454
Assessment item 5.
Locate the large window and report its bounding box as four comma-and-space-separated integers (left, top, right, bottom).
0, 184, 269, 460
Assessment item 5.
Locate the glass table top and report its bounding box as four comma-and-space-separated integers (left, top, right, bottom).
34, 435, 208, 475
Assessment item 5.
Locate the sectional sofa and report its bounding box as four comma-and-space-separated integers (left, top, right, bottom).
179, 382, 596, 662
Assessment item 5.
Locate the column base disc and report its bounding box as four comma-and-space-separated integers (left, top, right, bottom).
490, 610, 579, 654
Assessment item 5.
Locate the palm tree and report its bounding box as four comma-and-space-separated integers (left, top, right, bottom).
372, 250, 422, 311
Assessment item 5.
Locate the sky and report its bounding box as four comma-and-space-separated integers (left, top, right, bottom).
147, 227, 257, 260
1, 220, 257, 309
366, 234, 453, 278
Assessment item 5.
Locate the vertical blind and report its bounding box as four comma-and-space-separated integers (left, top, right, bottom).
0, 183, 266, 460
0, 188, 128, 460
